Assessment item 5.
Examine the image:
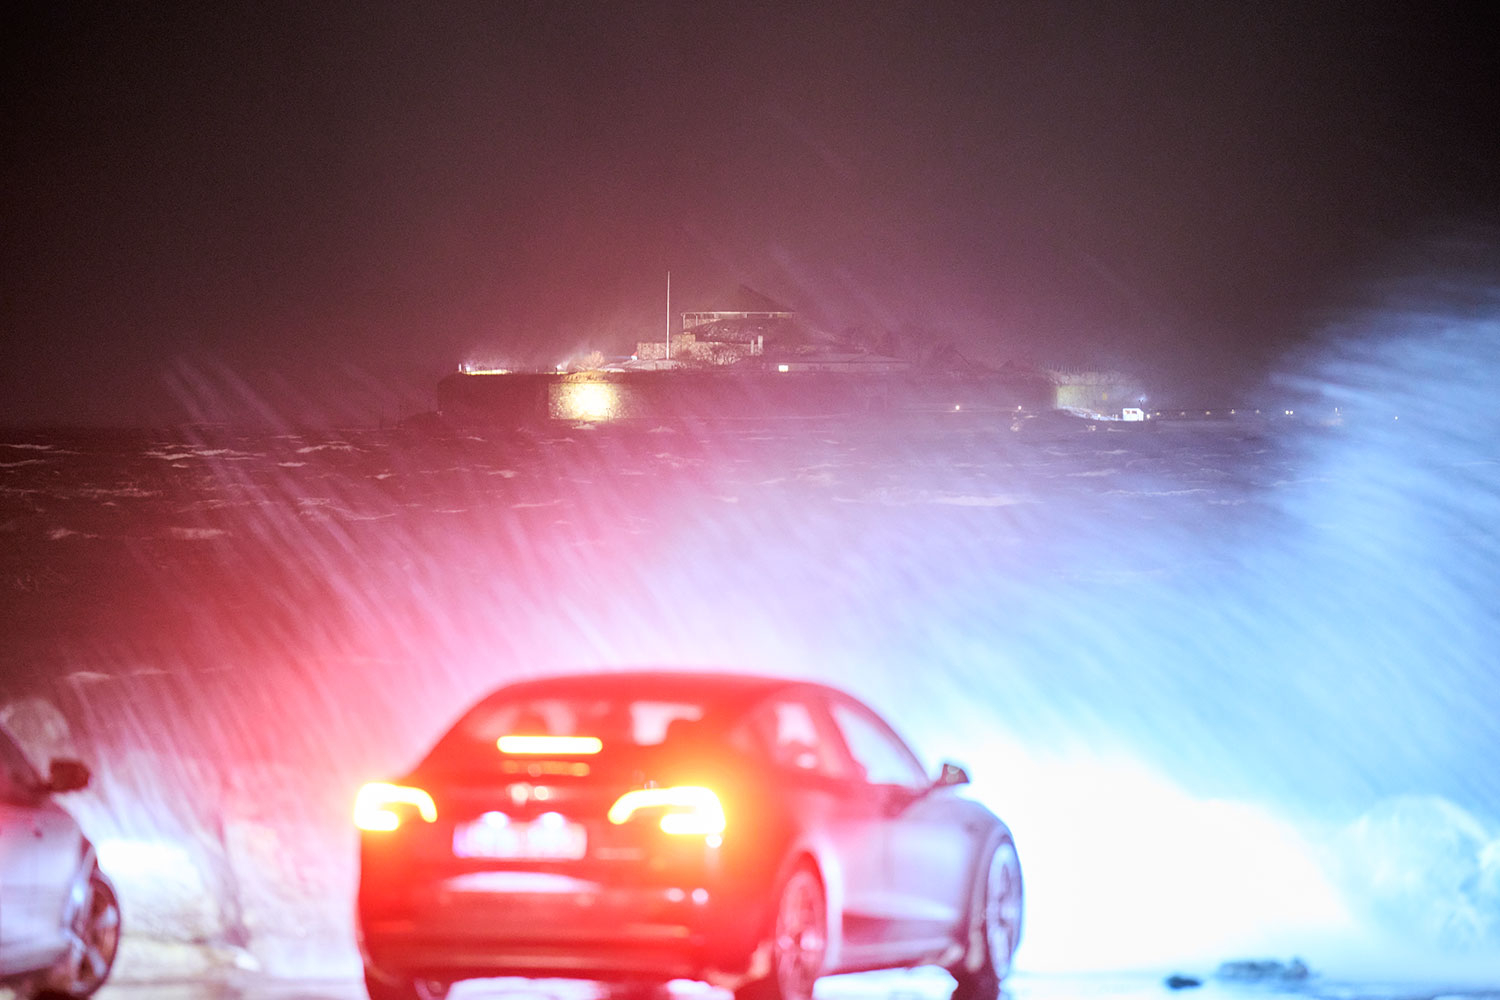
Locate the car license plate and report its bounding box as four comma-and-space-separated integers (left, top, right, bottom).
453, 811, 587, 860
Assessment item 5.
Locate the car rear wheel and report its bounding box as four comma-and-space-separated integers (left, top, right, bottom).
363, 969, 451, 1000
735, 865, 827, 1000
36, 867, 120, 999
950, 840, 1022, 1000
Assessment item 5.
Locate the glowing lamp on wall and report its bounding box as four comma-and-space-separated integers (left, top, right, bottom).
552, 382, 621, 421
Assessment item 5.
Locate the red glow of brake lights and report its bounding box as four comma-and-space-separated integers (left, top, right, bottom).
498, 735, 603, 755
607, 786, 726, 835
355, 782, 437, 831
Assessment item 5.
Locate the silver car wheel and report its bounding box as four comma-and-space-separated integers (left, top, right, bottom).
49, 869, 121, 998
773, 867, 827, 1000
983, 842, 1022, 979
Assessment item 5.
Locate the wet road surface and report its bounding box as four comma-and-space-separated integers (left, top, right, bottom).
66, 971, 1500, 1000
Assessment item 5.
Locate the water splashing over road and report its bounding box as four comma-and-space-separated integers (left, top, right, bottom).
2, 303, 1498, 982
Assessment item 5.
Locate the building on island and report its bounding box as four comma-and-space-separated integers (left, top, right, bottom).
635, 286, 817, 366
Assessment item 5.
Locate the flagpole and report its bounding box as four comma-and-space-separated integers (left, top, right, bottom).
666, 270, 672, 361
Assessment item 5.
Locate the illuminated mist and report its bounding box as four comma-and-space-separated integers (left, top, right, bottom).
2, 286, 1498, 984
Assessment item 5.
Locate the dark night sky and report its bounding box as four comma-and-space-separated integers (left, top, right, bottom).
3, 1, 1497, 425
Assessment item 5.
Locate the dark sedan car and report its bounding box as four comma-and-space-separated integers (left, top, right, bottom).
356, 672, 1022, 1000
0, 722, 120, 999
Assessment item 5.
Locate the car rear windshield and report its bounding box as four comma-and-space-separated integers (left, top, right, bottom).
422, 694, 712, 769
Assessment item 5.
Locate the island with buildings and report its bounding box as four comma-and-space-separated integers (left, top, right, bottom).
435, 287, 1147, 427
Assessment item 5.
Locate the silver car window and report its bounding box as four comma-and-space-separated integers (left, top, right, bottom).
747, 697, 853, 779
828, 700, 927, 788
0, 727, 41, 803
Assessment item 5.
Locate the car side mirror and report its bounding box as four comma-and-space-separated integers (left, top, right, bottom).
935, 761, 970, 788
46, 759, 91, 794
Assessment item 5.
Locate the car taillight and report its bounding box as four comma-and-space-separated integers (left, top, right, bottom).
607, 786, 726, 835
355, 782, 437, 831
498, 735, 604, 755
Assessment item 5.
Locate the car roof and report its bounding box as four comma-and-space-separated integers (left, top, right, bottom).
477, 669, 815, 708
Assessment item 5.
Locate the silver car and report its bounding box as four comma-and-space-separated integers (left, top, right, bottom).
0, 722, 120, 999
